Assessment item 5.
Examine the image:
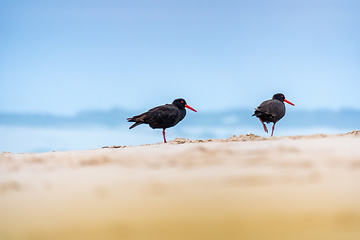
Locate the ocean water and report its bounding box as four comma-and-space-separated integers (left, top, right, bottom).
0, 125, 352, 154
1, 108, 358, 153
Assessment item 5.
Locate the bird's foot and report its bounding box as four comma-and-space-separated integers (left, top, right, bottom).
259, 119, 268, 133
162, 129, 167, 143
262, 124, 268, 133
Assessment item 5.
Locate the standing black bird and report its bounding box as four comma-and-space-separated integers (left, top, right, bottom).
252, 93, 295, 136
127, 98, 197, 143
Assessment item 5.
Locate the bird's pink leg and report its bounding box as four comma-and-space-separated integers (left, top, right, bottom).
259, 119, 268, 133
162, 129, 167, 143
271, 123, 276, 137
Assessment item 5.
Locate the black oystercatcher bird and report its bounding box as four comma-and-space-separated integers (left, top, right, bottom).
252, 93, 295, 136
127, 98, 197, 143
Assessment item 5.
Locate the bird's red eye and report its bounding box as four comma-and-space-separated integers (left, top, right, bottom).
181, 101, 184, 103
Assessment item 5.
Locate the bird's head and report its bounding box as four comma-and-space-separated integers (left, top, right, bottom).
273, 93, 295, 106
173, 98, 197, 112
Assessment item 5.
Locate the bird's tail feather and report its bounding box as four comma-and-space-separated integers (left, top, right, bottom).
252, 110, 262, 117
129, 122, 142, 129
128, 113, 147, 129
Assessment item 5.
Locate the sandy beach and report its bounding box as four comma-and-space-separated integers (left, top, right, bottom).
1, 131, 360, 240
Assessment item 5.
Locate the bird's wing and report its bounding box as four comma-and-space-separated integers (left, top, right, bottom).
255, 100, 272, 113
256, 100, 276, 114
259, 100, 285, 118
145, 104, 178, 122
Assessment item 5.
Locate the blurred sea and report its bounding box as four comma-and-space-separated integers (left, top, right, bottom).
1, 108, 358, 153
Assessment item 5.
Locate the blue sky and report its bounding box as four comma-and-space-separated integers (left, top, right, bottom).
1, 0, 359, 115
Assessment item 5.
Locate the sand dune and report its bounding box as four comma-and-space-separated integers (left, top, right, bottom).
1, 131, 360, 240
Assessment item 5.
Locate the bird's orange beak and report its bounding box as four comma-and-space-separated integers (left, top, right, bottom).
185, 104, 197, 112
284, 99, 295, 106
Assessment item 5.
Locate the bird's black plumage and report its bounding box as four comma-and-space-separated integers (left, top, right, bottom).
253, 93, 294, 136
127, 98, 197, 143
